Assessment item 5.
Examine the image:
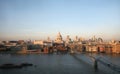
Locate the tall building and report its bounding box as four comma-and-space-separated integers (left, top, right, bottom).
74, 36, 79, 42
92, 35, 97, 42
65, 35, 71, 44
47, 37, 51, 42
98, 38, 103, 43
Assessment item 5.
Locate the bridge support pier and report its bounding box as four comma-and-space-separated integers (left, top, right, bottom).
94, 60, 98, 72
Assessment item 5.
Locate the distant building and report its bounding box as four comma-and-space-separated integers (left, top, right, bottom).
44, 37, 53, 47
54, 32, 64, 44
98, 38, 103, 43
0, 41, 4, 45
18, 40, 25, 45
109, 39, 116, 44
91, 36, 97, 42
65, 35, 72, 44
5, 41, 18, 46
43, 41, 53, 47
47, 37, 51, 42
79, 37, 84, 41
74, 36, 79, 42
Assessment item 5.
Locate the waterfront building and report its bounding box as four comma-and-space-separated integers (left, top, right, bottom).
33, 40, 53, 47
43, 46, 49, 53
105, 44, 112, 53
18, 40, 25, 45
110, 41, 120, 54
17, 46, 27, 54
97, 44, 105, 53
4, 41, 18, 46
33, 40, 43, 45
86, 44, 97, 52
43, 41, 53, 47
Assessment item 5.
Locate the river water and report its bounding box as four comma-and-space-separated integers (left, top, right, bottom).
0, 53, 120, 74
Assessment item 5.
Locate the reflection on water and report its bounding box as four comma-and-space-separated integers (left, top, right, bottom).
0, 54, 120, 74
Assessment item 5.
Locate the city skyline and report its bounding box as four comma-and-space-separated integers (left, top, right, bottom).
0, 0, 120, 40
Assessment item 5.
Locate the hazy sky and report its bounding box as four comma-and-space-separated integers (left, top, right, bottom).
0, 0, 120, 40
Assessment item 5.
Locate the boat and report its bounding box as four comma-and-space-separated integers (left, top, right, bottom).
21, 63, 33, 66
0, 63, 33, 69
0, 64, 22, 69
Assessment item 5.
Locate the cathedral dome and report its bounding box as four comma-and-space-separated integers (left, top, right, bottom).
55, 32, 63, 43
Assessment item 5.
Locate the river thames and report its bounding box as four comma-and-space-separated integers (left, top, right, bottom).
0, 53, 120, 74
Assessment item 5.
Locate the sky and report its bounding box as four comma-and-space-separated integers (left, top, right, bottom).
0, 0, 120, 41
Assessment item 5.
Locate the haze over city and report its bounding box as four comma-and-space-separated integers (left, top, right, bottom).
0, 0, 120, 41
